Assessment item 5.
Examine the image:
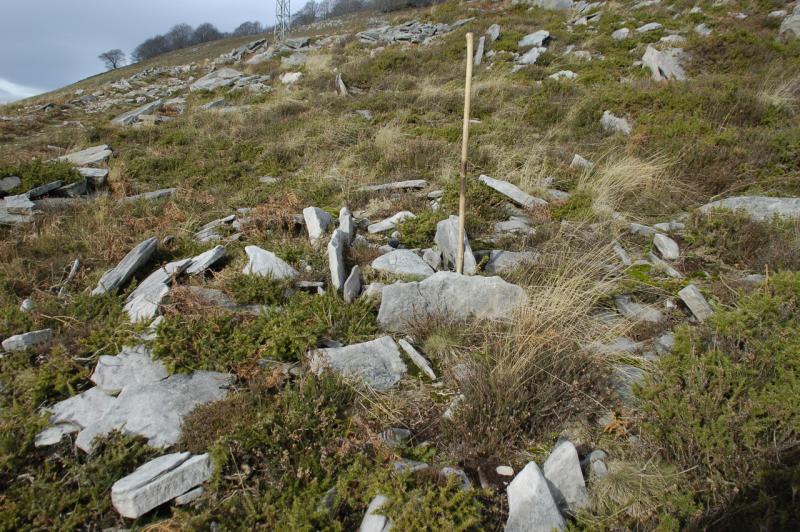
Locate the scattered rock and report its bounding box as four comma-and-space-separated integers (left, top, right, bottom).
362, 282, 385, 302
124, 259, 192, 322
636, 22, 663, 33
654, 331, 675, 356
648, 251, 684, 278
111, 452, 212, 518
194, 214, 236, 242
4, 194, 36, 214
92, 237, 159, 296
242, 245, 298, 280
174, 487, 204, 506
90, 345, 168, 394
309, 336, 407, 391
111, 100, 163, 126
600, 110, 632, 135
653, 233, 680, 260
570, 154, 593, 169
20, 298, 35, 312
519, 30, 550, 48
328, 229, 348, 292
185, 245, 227, 275
652, 221, 685, 232
518, 46, 547, 65
359, 494, 392, 532
699, 196, 800, 221
368, 211, 415, 233
0, 175, 21, 193
487, 24, 501, 42
280, 72, 303, 85
779, 6, 800, 40
495, 217, 535, 236
549, 70, 577, 80
344, 265, 362, 303
200, 98, 227, 110
123, 188, 176, 203
611, 364, 645, 403
678, 284, 714, 322
695, 23, 712, 36
378, 427, 412, 447
303, 206, 333, 244
542, 440, 589, 514
642, 46, 686, 82
441, 467, 472, 490
612, 241, 632, 266
505, 462, 567, 532
435, 215, 478, 274
478, 250, 539, 275
398, 338, 437, 380
190, 68, 243, 91
378, 272, 528, 331
611, 27, 630, 40
614, 294, 664, 323
43, 386, 115, 437
57, 144, 112, 166
339, 207, 355, 242
372, 249, 435, 278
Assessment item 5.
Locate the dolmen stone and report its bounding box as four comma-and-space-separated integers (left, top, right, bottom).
111, 100, 163, 126
92, 237, 158, 295
478, 174, 547, 209
309, 336, 407, 391
378, 272, 528, 332
328, 229, 348, 291
372, 249, 435, 278
435, 215, 477, 274
699, 196, 800, 221
303, 206, 333, 244
57, 144, 112, 166
505, 462, 566, 532
359, 179, 428, 192
91, 345, 168, 394
242, 245, 298, 279
190, 68, 243, 91
642, 46, 686, 82
678, 284, 714, 322
542, 440, 589, 514
111, 452, 212, 518
76, 371, 232, 452
2, 328, 52, 352
368, 211, 415, 233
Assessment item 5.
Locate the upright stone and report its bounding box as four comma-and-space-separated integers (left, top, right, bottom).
339, 207, 355, 242
303, 206, 333, 244
505, 462, 566, 532
92, 237, 158, 295
343, 265, 362, 303
328, 229, 347, 292
542, 441, 589, 514
435, 215, 477, 274
678, 284, 714, 322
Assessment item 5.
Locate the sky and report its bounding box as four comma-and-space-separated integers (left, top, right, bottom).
0, 0, 277, 103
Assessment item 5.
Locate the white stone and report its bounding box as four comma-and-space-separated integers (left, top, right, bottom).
478, 175, 547, 209
174, 487, 204, 505
653, 233, 680, 260
368, 211, 415, 233
35, 423, 80, 447
518, 30, 550, 48
372, 249, 435, 278
780, 7, 800, 39
600, 111, 632, 135
612, 241, 631, 266
614, 295, 664, 323
398, 338, 437, 380
678, 284, 714, 322
648, 252, 685, 278
309, 336, 407, 391
611, 27, 630, 40
505, 462, 566, 532
303, 206, 333, 243
339, 207, 355, 242
694, 23, 712, 36
280, 72, 303, 85
92, 237, 158, 295
242, 246, 298, 280
487, 24, 501, 42
111, 452, 212, 518
549, 70, 577, 80
57, 144, 112, 165
542, 440, 589, 514
123, 188, 176, 203
4, 194, 36, 214
47, 386, 116, 428
2, 328, 52, 351
636, 22, 663, 33
642, 46, 686, 82
90, 345, 168, 394
362, 283, 385, 302
328, 229, 348, 292
359, 179, 428, 192
124, 259, 192, 323
111, 100, 163, 126
518, 46, 547, 65
190, 68, 243, 91
378, 272, 528, 332
474, 36, 486, 66
359, 494, 392, 532
571, 154, 593, 170
344, 265, 362, 303
186, 245, 226, 275
435, 215, 478, 274
480, 250, 539, 275
699, 196, 800, 221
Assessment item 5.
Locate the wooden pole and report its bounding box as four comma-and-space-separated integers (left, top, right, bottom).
456, 32, 474, 274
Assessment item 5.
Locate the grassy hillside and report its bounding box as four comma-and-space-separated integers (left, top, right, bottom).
1, 0, 799, 529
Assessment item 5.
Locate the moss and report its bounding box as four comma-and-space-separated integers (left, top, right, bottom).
638, 271, 800, 519
0, 159, 82, 193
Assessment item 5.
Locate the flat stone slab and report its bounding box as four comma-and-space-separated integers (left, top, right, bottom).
478, 175, 547, 209
57, 144, 112, 166
653, 233, 679, 260
123, 188, 176, 203
190, 68, 243, 91
359, 180, 428, 192
242, 245, 298, 280
90, 345, 168, 394
372, 249, 435, 278
542, 441, 589, 514
699, 196, 800, 221
47, 386, 116, 428
309, 336, 407, 391
435, 215, 477, 274
518, 30, 550, 47
478, 250, 540, 274
303, 206, 333, 243
186, 245, 227, 275
398, 338, 437, 380
642, 45, 686, 82
124, 259, 192, 323
111, 452, 212, 518
2, 328, 52, 351
93, 237, 158, 295
328, 229, 348, 291
506, 462, 566, 532
378, 272, 528, 332
28, 180, 63, 198
4, 194, 36, 214
614, 294, 665, 323
678, 284, 714, 322
368, 211, 415, 234
111, 100, 163, 126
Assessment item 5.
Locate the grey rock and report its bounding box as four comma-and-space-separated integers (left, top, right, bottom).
378, 427, 412, 447
362, 282, 385, 302
519, 30, 550, 48
57, 144, 112, 165
4, 194, 36, 214
495, 218, 535, 235
678, 284, 714, 322
174, 487, 204, 506
570, 154, 593, 170
194, 214, 236, 243
47, 386, 116, 428
435, 215, 478, 274
505, 462, 566, 532
356, 109, 374, 121
186, 245, 226, 275
335, 73, 349, 96
779, 6, 800, 40
601, 110, 632, 135
612, 240, 632, 266
398, 338, 437, 380
648, 251, 684, 278
654, 331, 675, 356
35, 423, 80, 447
611, 364, 645, 403
344, 265, 362, 303
0, 175, 21, 193
367, 211, 415, 233
2, 328, 52, 351
695, 23, 712, 36
303, 206, 333, 243
611, 27, 630, 40
111, 452, 212, 518
190, 68, 243, 91
653, 233, 680, 260
614, 294, 665, 323
642, 46, 686, 82
518, 46, 547, 65
487, 23, 501, 42
474, 35, 486, 66
628, 222, 656, 235
359, 494, 392, 532
339, 207, 355, 242
478, 174, 547, 208
111, 100, 163, 126
20, 298, 35, 312
531, 0, 575, 10
90, 345, 169, 394
441, 467, 472, 490
549, 70, 577, 80
76, 371, 232, 452
422, 248, 442, 270
200, 98, 226, 110
281, 52, 307, 67
27, 180, 63, 199
393, 459, 430, 473
636, 22, 663, 33
123, 188, 176, 203
242, 246, 298, 280
328, 229, 348, 292
652, 221, 685, 232
372, 249, 435, 278
56, 179, 87, 197
442, 394, 465, 421
309, 336, 407, 391
699, 196, 800, 221
378, 272, 528, 332
742, 273, 766, 286
589, 336, 642, 355
479, 250, 539, 275
543, 440, 589, 514
124, 258, 192, 323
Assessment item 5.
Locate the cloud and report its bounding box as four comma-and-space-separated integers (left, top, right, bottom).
0, 77, 43, 104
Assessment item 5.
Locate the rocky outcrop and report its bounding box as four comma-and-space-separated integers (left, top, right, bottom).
309, 336, 407, 391
642, 46, 686, 82
372, 249, 435, 278
699, 196, 800, 221
190, 68, 243, 91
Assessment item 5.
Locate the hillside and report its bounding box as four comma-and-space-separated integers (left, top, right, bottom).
2, 0, 800, 529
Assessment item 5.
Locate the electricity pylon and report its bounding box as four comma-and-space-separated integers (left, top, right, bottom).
275, 0, 291, 42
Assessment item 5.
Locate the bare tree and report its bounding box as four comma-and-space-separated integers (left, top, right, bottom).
192, 23, 223, 44
166, 23, 194, 50
98, 49, 126, 70
233, 21, 264, 36
132, 35, 170, 62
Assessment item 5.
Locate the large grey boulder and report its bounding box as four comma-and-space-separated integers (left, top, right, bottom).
378, 272, 528, 332
190, 68, 243, 91
0, 175, 21, 193
344, 265, 362, 303
328, 229, 348, 291
779, 6, 800, 40
601, 111, 632, 135
505, 462, 566, 532
111, 100, 163, 126
57, 144, 112, 166
303, 206, 333, 244
309, 336, 407, 391
518, 47, 547, 65
372, 249, 435, 278
76, 371, 231, 453
4, 194, 36, 214
2, 328, 52, 352
339, 207, 355, 242
542, 441, 589, 514
699, 196, 800, 221
242, 246, 298, 280
359, 494, 392, 532
479, 250, 539, 275
359, 179, 428, 192
642, 46, 686, 82
614, 294, 664, 323
124, 259, 192, 323
90, 345, 168, 394
678, 284, 714, 322
518, 30, 550, 48
186, 245, 227, 275
368, 211, 415, 233
92, 237, 158, 295
653, 233, 679, 260
111, 452, 212, 518
435, 215, 478, 274
478, 175, 547, 209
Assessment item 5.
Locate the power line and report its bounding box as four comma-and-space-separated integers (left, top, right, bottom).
275, 0, 291, 42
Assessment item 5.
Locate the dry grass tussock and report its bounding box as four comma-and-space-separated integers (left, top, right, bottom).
487, 135, 555, 193
757, 69, 800, 112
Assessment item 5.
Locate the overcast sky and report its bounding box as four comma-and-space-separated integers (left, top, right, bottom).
0, 0, 277, 103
